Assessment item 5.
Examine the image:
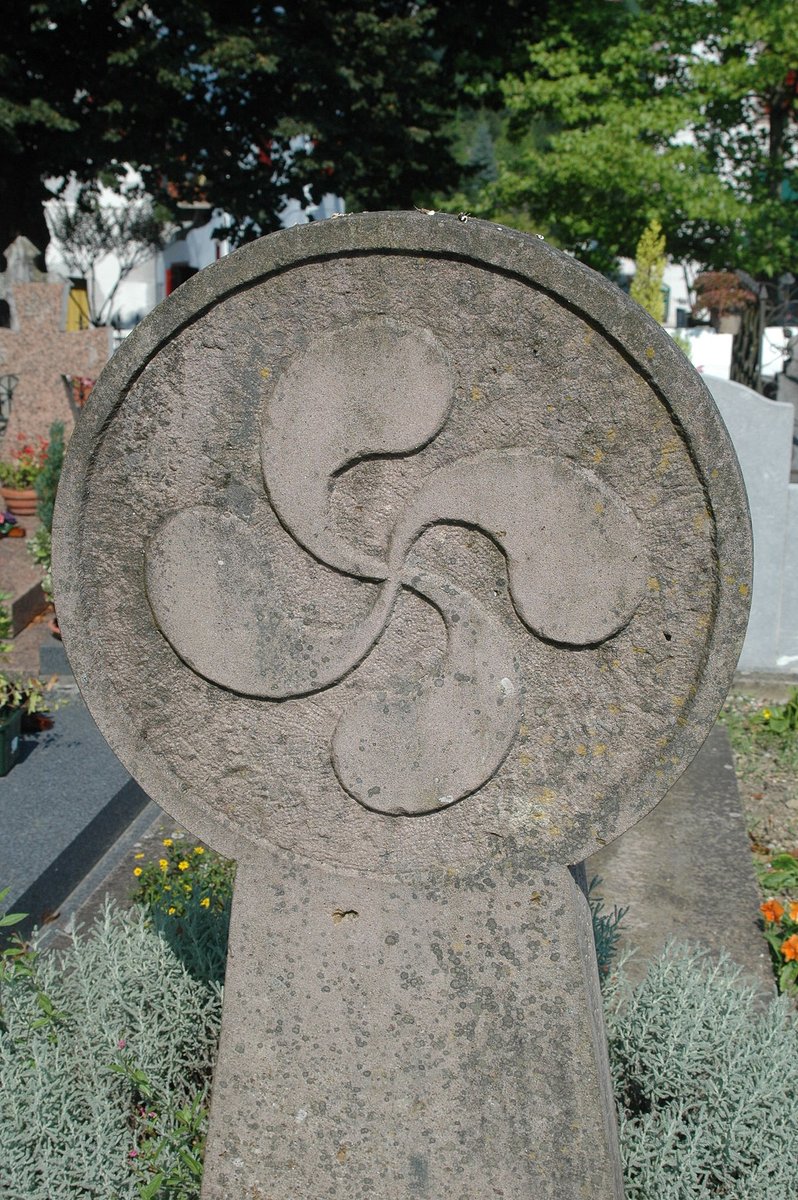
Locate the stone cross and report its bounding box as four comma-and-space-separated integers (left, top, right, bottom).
54, 214, 751, 1199
0, 238, 109, 445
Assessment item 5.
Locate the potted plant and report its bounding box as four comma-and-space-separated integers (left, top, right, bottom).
0, 434, 49, 516
0, 593, 57, 776
0, 511, 25, 538
27, 422, 66, 637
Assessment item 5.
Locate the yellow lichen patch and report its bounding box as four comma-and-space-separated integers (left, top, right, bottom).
656, 437, 681, 477
692, 509, 711, 534
518, 752, 531, 767
611, 658, 621, 669
656, 736, 668, 748
677, 715, 688, 727
519, 723, 529, 737
695, 613, 711, 630
546, 403, 555, 413
656, 768, 665, 779
530, 891, 542, 905
260, 367, 271, 379
645, 345, 656, 360
584, 331, 595, 346
632, 645, 648, 655
336, 1146, 348, 1165
608, 703, 620, 714
576, 744, 587, 757
739, 583, 749, 597
540, 732, 554, 745
672, 696, 685, 708
470, 385, 483, 402
724, 574, 736, 586
647, 576, 660, 593
592, 744, 606, 757
594, 500, 605, 515
605, 429, 617, 444
592, 447, 604, 464
711, 468, 719, 479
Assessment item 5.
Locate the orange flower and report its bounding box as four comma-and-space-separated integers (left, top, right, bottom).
789, 902, 798, 923
761, 899, 785, 923
781, 934, 798, 962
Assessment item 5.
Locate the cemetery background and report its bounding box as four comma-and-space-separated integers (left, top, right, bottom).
3, 1, 798, 1196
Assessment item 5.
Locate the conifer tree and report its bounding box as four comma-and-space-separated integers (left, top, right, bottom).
630, 220, 667, 323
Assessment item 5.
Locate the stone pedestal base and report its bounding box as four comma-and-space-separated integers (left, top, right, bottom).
201, 854, 624, 1200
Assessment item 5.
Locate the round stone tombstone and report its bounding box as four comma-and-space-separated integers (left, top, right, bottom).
54, 213, 751, 1200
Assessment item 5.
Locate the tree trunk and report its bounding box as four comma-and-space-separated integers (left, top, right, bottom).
730, 299, 765, 392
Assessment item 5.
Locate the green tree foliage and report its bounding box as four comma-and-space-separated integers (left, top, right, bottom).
630, 219, 666, 322
35, 420, 65, 533
1, 1, 546, 260
485, 0, 798, 279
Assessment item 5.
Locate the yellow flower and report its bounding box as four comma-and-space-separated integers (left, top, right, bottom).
178, 860, 189, 871
162, 838, 173, 847
193, 846, 205, 855
168, 907, 176, 915
133, 867, 143, 877
200, 897, 210, 908
134, 853, 145, 860
164, 885, 171, 892
763, 709, 772, 720
159, 859, 168, 871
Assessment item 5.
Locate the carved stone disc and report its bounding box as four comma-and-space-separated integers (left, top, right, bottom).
54, 213, 751, 876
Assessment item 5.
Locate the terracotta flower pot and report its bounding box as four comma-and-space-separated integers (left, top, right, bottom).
1, 486, 38, 516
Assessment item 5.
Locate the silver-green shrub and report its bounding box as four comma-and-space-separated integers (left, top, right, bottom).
0, 903, 222, 1199
589, 876, 628, 981
606, 944, 798, 1200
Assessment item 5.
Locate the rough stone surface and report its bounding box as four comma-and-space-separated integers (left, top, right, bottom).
588, 724, 773, 994
54, 213, 752, 1199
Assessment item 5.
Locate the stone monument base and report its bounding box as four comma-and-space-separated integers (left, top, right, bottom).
202, 855, 624, 1200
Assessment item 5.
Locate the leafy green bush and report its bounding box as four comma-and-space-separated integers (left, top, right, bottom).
27, 526, 53, 603
35, 421, 65, 533
606, 944, 798, 1200
0, 591, 11, 654
0, 903, 222, 1200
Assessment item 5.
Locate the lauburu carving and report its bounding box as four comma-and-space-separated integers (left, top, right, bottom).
145, 318, 647, 816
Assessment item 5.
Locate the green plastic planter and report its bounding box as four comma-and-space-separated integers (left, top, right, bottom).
0, 707, 23, 776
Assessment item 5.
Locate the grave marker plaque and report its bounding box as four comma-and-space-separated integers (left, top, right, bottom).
54, 213, 752, 1199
